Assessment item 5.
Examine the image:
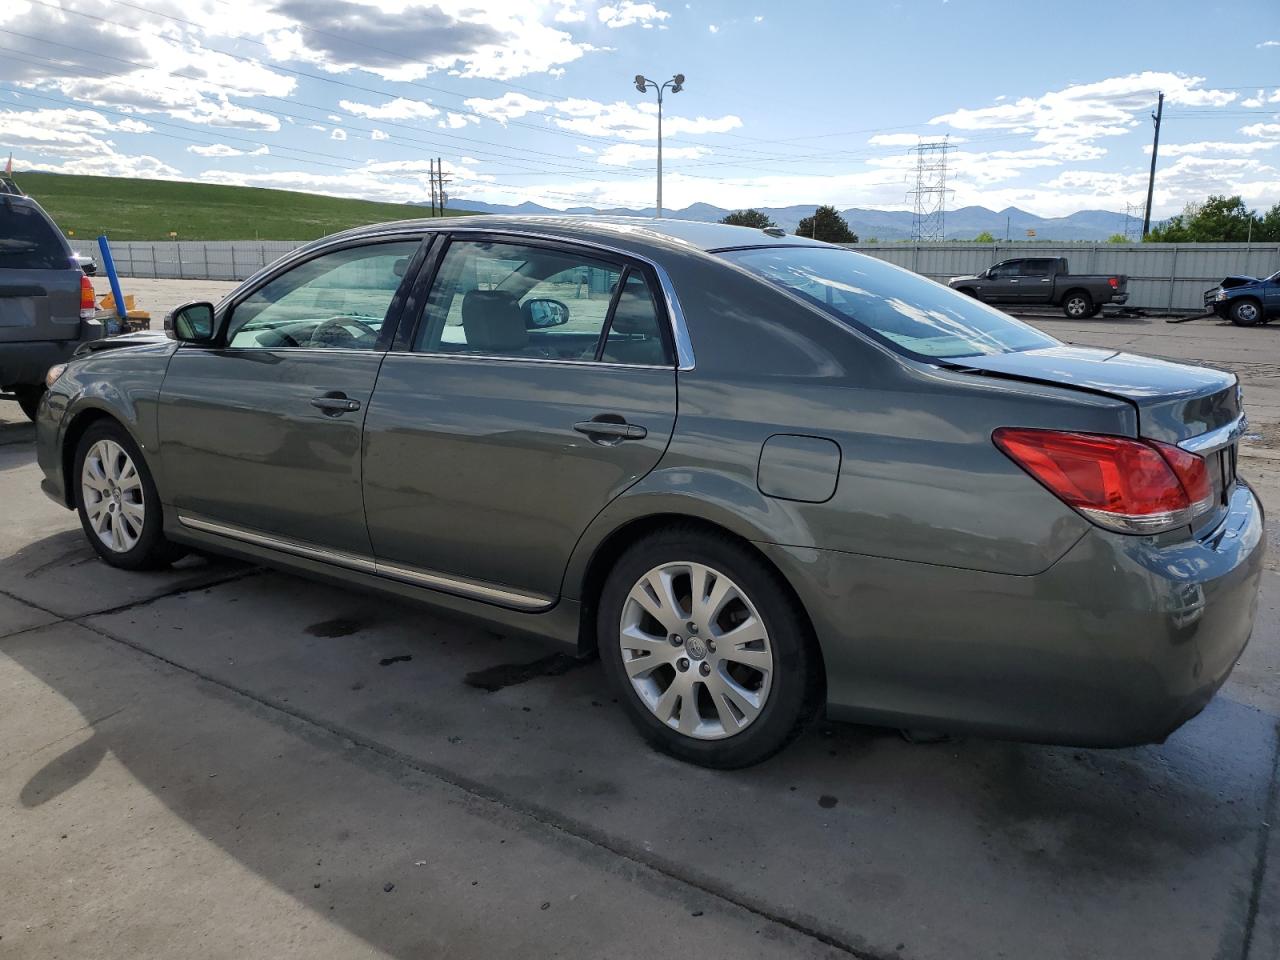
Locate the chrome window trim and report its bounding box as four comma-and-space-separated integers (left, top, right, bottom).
177, 514, 553, 611
1178, 414, 1247, 456
380, 352, 672, 372
429, 227, 695, 371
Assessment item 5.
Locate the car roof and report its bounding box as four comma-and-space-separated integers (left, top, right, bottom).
317, 215, 832, 256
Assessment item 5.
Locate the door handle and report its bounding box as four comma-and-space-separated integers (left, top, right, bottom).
573, 419, 648, 442
311, 394, 361, 414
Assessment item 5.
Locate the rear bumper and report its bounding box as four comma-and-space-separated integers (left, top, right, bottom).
1, 322, 103, 390
761, 481, 1266, 746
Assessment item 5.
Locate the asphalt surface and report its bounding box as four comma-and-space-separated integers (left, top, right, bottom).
2, 283, 1279, 959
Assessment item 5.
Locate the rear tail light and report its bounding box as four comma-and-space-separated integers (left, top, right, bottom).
1108, 277, 1120, 288
79, 275, 96, 320
993, 428, 1213, 535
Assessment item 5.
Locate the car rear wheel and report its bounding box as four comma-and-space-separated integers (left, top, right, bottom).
1230, 299, 1261, 327
598, 527, 820, 768
1063, 292, 1093, 319
74, 421, 186, 570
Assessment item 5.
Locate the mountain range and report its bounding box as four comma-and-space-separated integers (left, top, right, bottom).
446, 199, 1143, 242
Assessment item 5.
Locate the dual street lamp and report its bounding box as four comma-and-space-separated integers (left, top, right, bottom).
633, 73, 685, 218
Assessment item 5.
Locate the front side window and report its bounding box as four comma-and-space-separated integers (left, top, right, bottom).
226, 241, 420, 349
0, 201, 69, 270
988, 261, 1022, 279
721, 246, 1060, 360
415, 239, 669, 364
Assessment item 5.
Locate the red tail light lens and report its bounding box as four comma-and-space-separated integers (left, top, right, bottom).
992, 428, 1213, 534
1108, 277, 1119, 289
79, 275, 96, 320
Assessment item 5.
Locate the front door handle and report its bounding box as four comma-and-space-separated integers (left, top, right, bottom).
311, 393, 361, 415
573, 419, 648, 442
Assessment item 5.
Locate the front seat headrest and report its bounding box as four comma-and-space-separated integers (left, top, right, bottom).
462, 289, 527, 353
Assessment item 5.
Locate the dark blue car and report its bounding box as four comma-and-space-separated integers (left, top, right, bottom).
1204, 270, 1280, 326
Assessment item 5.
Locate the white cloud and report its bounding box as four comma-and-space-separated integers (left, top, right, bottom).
187, 143, 270, 157
753, 15, 764, 22
338, 97, 440, 120
931, 72, 1238, 145
371, 128, 389, 141
1242, 123, 1280, 139
708, 23, 719, 33
867, 133, 968, 147
577, 145, 597, 154
598, 2, 670, 28
597, 143, 710, 166
1258, 40, 1279, 48
1242, 97, 1263, 108
549, 99, 742, 140
463, 92, 550, 123
331, 128, 348, 141
553, 0, 587, 23
439, 112, 478, 129
1146, 140, 1279, 157
460, 155, 479, 164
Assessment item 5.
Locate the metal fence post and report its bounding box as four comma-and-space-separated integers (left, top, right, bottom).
151, 244, 158, 278
203, 244, 209, 279
260, 244, 266, 270
1167, 245, 1178, 313
176, 243, 184, 279
230, 245, 237, 279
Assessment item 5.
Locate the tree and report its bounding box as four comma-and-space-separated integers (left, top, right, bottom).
1146, 194, 1261, 242
720, 209, 776, 229
794, 205, 858, 243
1106, 233, 1128, 244
973, 230, 995, 243
1257, 202, 1280, 242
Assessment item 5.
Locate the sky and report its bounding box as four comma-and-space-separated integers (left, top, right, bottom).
1, 0, 1278, 218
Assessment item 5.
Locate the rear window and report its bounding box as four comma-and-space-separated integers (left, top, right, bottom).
0, 200, 69, 270
719, 246, 1060, 360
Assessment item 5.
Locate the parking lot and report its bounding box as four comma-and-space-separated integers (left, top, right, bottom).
3, 281, 1279, 960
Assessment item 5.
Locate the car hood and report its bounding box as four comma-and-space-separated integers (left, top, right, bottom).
947, 345, 1239, 443
949, 274, 981, 284
72, 329, 170, 359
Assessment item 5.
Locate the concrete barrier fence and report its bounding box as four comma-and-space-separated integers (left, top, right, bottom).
71, 238, 1280, 314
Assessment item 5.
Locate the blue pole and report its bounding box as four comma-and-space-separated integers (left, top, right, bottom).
97, 235, 127, 325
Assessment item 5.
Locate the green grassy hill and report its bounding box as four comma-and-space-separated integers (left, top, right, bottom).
10, 171, 470, 241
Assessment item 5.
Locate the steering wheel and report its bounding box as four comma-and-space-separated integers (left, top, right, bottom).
308, 316, 379, 347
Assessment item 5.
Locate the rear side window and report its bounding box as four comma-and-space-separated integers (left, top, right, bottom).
0, 201, 69, 270
721, 246, 1060, 360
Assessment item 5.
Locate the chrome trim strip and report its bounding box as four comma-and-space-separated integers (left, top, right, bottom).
176, 514, 553, 611
373, 560, 550, 611
379, 352, 671, 372
178, 515, 377, 572
1178, 414, 1247, 456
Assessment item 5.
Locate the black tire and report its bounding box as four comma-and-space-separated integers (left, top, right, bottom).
14, 386, 43, 422
597, 526, 821, 768
1062, 291, 1093, 319
73, 420, 187, 570
1229, 298, 1262, 327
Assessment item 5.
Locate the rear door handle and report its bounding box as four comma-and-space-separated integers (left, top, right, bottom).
573, 419, 648, 442
311, 394, 361, 414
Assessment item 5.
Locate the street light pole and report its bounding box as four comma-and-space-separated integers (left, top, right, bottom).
634, 73, 685, 218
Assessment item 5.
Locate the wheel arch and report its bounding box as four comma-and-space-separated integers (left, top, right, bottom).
1060, 286, 1091, 305
569, 511, 826, 694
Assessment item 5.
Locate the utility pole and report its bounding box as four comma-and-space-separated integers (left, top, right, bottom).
437, 157, 450, 215
428, 158, 438, 217
1142, 91, 1163, 238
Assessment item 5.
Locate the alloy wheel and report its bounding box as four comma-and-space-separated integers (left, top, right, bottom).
619, 561, 773, 740
1066, 296, 1088, 317
81, 438, 145, 553
1237, 303, 1258, 323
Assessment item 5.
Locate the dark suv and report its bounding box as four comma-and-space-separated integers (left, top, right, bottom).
1, 178, 101, 420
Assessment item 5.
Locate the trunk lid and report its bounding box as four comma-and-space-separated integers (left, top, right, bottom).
949, 345, 1240, 444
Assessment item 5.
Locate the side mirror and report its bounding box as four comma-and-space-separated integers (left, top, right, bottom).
522, 297, 570, 329
164, 300, 217, 343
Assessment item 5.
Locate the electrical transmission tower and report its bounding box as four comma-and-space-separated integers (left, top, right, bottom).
1123, 202, 1142, 242
908, 138, 952, 242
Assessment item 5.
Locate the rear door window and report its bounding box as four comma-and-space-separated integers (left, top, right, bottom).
0, 201, 69, 270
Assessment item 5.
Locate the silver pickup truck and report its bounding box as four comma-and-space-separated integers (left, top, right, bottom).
1, 179, 102, 420
948, 256, 1129, 318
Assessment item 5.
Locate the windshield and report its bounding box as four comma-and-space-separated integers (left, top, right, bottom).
720, 246, 1060, 360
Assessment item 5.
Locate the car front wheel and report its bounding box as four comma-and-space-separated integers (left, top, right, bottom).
1230, 299, 1262, 327
74, 421, 186, 569
598, 527, 820, 768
